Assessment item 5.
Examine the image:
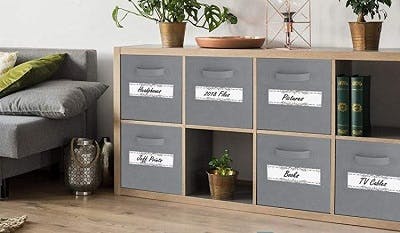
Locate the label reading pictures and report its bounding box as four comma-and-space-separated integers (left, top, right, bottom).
129, 151, 174, 168
348, 172, 400, 194
268, 89, 322, 107
267, 164, 321, 186
129, 82, 174, 99
195, 86, 243, 103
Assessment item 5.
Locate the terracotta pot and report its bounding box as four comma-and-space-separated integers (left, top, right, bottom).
159, 22, 186, 48
207, 170, 238, 200
349, 22, 382, 51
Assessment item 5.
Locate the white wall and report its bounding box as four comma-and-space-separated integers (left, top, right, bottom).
0, 0, 399, 139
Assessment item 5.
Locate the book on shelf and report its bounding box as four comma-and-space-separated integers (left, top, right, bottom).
351, 75, 371, 137
336, 75, 350, 136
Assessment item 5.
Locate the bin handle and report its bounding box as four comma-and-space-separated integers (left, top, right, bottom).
70, 138, 100, 168
275, 73, 311, 82
136, 137, 165, 146
136, 67, 165, 77
275, 148, 311, 160
202, 70, 234, 79
354, 155, 390, 167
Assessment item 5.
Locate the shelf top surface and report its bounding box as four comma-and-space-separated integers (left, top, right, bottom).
116, 45, 400, 61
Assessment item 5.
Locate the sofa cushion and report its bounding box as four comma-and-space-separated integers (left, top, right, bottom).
0, 79, 108, 119
0, 53, 66, 98
0, 52, 17, 75
0, 115, 84, 159
0, 48, 98, 138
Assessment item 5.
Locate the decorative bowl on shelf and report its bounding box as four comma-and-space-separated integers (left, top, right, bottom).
195, 36, 265, 49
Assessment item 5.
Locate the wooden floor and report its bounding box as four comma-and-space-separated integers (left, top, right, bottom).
0, 171, 397, 233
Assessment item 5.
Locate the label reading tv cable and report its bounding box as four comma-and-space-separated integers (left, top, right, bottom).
347, 172, 400, 194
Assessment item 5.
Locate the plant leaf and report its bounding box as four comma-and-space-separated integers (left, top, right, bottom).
112, 6, 124, 28
339, 0, 391, 20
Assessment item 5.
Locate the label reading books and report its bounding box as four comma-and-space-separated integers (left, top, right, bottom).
268, 89, 322, 107
129, 82, 174, 99
129, 151, 174, 168
195, 86, 243, 103
267, 164, 321, 186
347, 172, 400, 194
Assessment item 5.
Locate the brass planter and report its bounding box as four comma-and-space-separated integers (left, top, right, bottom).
159, 22, 186, 48
207, 170, 238, 200
349, 22, 382, 51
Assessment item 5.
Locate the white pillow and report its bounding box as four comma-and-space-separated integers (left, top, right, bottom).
0, 52, 17, 75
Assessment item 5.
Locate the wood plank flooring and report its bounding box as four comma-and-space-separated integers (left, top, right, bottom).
0, 171, 396, 233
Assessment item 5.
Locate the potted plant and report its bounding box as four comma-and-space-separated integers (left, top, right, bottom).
112, 0, 238, 48
207, 149, 238, 200
339, 0, 392, 51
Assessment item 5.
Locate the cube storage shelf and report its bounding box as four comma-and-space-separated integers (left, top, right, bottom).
114, 46, 400, 231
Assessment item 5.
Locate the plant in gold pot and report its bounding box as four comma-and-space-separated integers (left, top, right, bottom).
112, 0, 237, 48
207, 149, 238, 200
339, 0, 392, 51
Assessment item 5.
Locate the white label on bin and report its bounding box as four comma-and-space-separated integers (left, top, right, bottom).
267, 164, 321, 186
129, 82, 174, 99
129, 151, 174, 168
268, 89, 322, 107
348, 172, 400, 194
195, 86, 243, 103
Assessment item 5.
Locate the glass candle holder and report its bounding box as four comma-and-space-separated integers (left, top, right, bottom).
266, 0, 311, 49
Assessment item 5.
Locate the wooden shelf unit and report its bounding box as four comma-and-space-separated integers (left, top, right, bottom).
114, 46, 400, 231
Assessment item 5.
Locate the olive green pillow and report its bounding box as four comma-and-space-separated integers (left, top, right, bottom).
0, 53, 66, 98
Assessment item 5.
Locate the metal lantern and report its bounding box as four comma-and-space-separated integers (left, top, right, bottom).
266, 0, 311, 49
65, 138, 101, 196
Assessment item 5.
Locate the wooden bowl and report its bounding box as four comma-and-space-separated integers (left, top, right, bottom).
195, 36, 265, 49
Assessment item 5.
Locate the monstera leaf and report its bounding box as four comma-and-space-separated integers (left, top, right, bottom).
112, 0, 237, 32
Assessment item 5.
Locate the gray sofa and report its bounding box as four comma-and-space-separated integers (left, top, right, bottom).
0, 48, 97, 199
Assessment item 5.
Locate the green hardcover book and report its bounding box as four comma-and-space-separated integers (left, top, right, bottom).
336, 75, 350, 136
364, 75, 371, 136
351, 75, 371, 137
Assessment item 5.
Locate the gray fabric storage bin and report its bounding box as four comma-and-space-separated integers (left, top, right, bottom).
121, 55, 182, 123
186, 57, 252, 128
257, 134, 331, 212
336, 140, 400, 221
257, 59, 331, 134
121, 123, 182, 194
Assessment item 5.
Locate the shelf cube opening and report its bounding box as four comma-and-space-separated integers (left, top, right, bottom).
336, 60, 400, 139
185, 129, 253, 204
